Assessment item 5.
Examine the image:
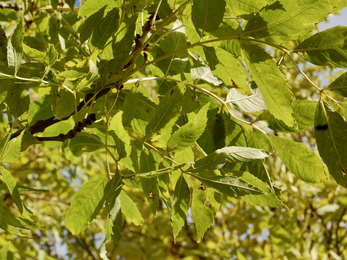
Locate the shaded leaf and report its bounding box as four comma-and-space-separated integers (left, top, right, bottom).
156, 32, 188, 75
295, 26, 347, 68
231, 171, 286, 208
51, 88, 75, 119
89, 8, 120, 52
145, 83, 185, 140
192, 0, 226, 35
140, 149, 160, 215
315, 101, 347, 187
327, 71, 347, 97
172, 175, 190, 239
195, 173, 263, 197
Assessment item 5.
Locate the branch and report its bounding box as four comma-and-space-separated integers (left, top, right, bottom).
10, 87, 113, 140
35, 113, 97, 142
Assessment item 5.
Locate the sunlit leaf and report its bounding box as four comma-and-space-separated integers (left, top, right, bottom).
269, 135, 329, 183
191, 175, 221, 243
65, 176, 107, 235
241, 43, 296, 127
167, 103, 209, 153
120, 191, 144, 226
1, 130, 24, 163
244, 0, 339, 44
226, 0, 268, 16
7, 18, 24, 74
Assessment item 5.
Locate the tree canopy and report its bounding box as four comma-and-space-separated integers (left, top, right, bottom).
1, 0, 347, 259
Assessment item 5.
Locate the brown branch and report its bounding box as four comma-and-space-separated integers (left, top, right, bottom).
335, 207, 347, 255
10, 87, 113, 140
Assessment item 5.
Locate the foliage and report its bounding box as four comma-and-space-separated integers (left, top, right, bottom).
0, 0, 347, 259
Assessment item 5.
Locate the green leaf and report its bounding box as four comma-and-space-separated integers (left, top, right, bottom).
23, 44, 45, 63
167, 103, 209, 153
5, 83, 30, 119
65, 176, 107, 235
191, 146, 268, 172
89, 8, 120, 53
231, 171, 286, 208
200, 46, 251, 93
140, 149, 160, 215
44, 44, 58, 66
80, 6, 106, 44
244, 0, 339, 44
109, 111, 131, 159
1, 130, 24, 163
295, 26, 347, 68
172, 175, 190, 239
247, 127, 274, 153
327, 71, 347, 97
197, 107, 226, 154
195, 172, 263, 197
191, 177, 221, 243
0, 242, 9, 259
226, 0, 268, 16
106, 185, 123, 242
222, 110, 248, 147
99, 14, 138, 79
63, 135, 103, 160
78, 0, 120, 18
122, 86, 139, 127
66, 0, 76, 10
241, 43, 296, 127
1, 204, 42, 230
0, 26, 7, 65
268, 135, 328, 183
156, 32, 188, 75
28, 95, 54, 126
192, 0, 226, 35
51, 88, 75, 119
315, 101, 347, 187
127, 162, 192, 178
7, 18, 24, 74
226, 88, 267, 113
145, 83, 185, 140
256, 100, 317, 132
0, 165, 28, 217
119, 191, 144, 226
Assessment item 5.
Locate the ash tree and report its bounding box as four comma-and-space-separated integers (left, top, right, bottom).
1, 0, 347, 259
